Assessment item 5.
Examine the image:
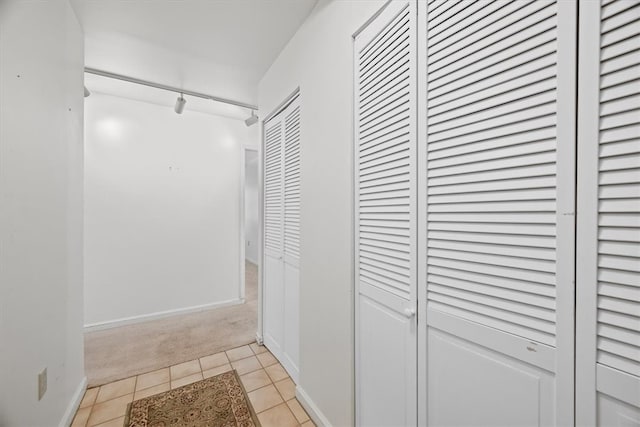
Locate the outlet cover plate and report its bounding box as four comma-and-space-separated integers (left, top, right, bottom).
38, 368, 47, 400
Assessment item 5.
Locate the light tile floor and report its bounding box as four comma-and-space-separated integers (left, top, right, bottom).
72, 343, 315, 427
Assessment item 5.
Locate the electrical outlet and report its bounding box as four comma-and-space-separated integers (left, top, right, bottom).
38, 368, 47, 400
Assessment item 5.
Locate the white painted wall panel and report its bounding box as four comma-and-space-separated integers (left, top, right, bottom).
84, 93, 256, 326
258, 2, 388, 423
0, 1, 85, 424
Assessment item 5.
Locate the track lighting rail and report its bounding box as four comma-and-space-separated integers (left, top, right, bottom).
84, 67, 258, 111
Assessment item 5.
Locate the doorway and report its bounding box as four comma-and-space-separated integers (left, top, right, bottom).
242, 147, 260, 303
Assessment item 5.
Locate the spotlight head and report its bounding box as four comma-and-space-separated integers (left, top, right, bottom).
244, 110, 258, 127
84, 86, 91, 97
174, 94, 186, 114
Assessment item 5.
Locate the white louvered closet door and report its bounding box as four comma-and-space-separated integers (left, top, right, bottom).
354, 1, 417, 426
263, 115, 285, 359
419, 1, 577, 425
577, 1, 640, 424
281, 95, 301, 381
262, 94, 301, 383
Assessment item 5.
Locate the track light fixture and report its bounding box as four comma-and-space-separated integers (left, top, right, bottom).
244, 110, 258, 127
174, 93, 186, 114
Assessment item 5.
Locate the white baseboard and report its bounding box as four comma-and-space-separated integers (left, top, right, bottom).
296, 385, 333, 427
59, 376, 87, 427
84, 298, 244, 332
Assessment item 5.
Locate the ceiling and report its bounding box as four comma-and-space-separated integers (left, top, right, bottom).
72, 0, 317, 118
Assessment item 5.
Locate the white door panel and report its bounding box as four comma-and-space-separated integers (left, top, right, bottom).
283, 262, 300, 382
355, 1, 417, 425
577, 1, 640, 421
427, 328, 555, 427
359, 294, 415, 427
599, 393, 640, 427
418, 0, 577, 425
264, 254, 284, 353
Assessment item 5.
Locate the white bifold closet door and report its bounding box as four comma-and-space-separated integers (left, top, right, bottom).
263, 95, 301, 382
354, 1, 417, 426
577, 0, 640, 424
419, 1, 577, 425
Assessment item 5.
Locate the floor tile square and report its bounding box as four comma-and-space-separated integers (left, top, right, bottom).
287, 398, 310, 423
250, 343, 268, 355
202, 364, 232, 379
71, 406, 91, 427
264, 363, 288, 382
80, 387, 99, 409
239, 369, 271, 392
136, 368, 170, 391
231, 355, 262, 375
170, 359, 201, 380
257, 403, 298, 427
199, 352, 229, 371
256, 351, 277, 367
247, 384, 283, 413
87, 393, 133, 426
274, 378, 295, 401
95, 377, 136, 403
226, 345, 254, 361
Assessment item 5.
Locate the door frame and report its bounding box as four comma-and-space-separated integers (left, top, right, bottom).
240, 145, 259, 303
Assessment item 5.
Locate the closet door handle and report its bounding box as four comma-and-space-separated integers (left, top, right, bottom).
403, 308, 416, 318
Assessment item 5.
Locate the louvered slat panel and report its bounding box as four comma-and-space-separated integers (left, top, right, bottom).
284, 104, 301, 260
264, 120, 283, 254
596, 0, 640, 378
426, 0, 561, 346
357, 3, 414, 300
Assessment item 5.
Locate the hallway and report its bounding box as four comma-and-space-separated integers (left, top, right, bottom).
1, 0, 638, 425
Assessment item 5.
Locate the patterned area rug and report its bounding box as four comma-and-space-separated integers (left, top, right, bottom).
124, 370, 260, 426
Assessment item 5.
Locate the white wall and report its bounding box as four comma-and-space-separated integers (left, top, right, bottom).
84, 93, 257, 327
245, 150, 259, 264
258, 1, 385, 425
0, 0, 86, 425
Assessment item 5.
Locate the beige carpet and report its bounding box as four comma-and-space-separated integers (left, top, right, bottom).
85, 261, 258, 387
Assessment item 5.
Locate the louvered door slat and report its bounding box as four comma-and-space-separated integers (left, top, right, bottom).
594, 0, 640, 379
356, 0, 416, 325
264, 120, 283, 255
426, 0, 565, 347
283, 102, 301, 262
577, 0, 640, 420
427, 1, 518, 53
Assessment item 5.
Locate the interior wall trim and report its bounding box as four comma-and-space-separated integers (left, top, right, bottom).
262, 87, 300, 124
296, 385, 333, 427
58, 376, 87, 427
83, 298, 244, 332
